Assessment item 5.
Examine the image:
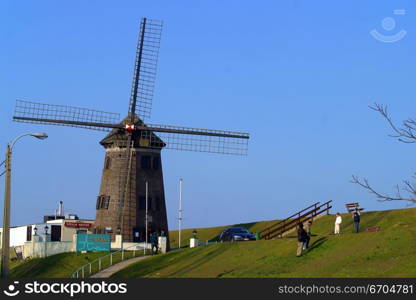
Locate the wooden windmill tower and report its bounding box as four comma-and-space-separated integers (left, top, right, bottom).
13, 18, 249, 243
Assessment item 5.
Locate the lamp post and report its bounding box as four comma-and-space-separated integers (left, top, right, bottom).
178, 178, 183, 249
1, 132, 48, 278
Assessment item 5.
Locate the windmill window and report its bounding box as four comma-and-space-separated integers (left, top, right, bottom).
96, 195, 110, 209
152, 157, 159, 170
141, 156, 151, 169
96, 196, 102, 210
101, 196, 110, 209
104, 156, 111, 169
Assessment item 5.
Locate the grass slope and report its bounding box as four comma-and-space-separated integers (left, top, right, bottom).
10, 252, 106, 278
114, 208, 416, 278
10, 250, 144, 278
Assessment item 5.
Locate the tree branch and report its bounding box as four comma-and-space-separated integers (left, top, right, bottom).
352, 104, 416, 205
370, 103, 416, 143
351, 175, 416, 203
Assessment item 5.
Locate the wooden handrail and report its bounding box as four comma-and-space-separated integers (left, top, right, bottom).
259, 202, 320, 235
261, 200, 332, 240
263, 200, 332, 239
273, 203, 332, 238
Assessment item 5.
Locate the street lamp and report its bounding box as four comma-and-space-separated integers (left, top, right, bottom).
10, 133, 48, 150
0, 134, 47, 178
1, 132, 48, 278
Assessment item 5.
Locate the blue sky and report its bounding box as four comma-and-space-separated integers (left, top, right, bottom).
1, 0, 415, 230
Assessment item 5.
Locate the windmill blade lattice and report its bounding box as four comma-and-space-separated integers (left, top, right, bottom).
128, 18, 163, 121
140, 123, 249, 155
13, 100, 121, 131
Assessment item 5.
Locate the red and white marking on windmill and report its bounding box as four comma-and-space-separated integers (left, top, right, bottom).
125, 123, 135, 133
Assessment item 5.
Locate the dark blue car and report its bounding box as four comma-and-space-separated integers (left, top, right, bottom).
219, 227, 256, 242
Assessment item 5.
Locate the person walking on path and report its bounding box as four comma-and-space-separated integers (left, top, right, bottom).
296, 223, 308, 257
303, 219, 313, 250
334, 213, 342, 235
352, 209, 360, 233
150, 231, 159, 255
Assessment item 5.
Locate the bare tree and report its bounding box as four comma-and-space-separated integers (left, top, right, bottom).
351, 103, 416, 204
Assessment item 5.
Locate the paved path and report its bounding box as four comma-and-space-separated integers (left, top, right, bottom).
91, 256, 149, 278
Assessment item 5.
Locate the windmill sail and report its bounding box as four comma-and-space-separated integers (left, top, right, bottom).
13, 100, 249, 155
128, 18, 163, 121
139, 123, 249, 155
13, 100, 121, 131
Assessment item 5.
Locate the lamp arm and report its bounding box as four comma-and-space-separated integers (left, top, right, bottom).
9, 133, 33, 151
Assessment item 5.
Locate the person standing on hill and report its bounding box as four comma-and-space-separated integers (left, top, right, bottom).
296, 223, 308, 257
334, 213, 342, 235
303, 219, 313, 250
352, 209, 361, 233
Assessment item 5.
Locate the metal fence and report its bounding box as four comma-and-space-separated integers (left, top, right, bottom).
198, 241, 219, 246
70, 243, 146, 278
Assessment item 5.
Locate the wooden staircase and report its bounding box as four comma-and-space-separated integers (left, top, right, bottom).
259, 200, 333, 240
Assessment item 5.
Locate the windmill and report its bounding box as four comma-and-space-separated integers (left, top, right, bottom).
12, 18, 249, 244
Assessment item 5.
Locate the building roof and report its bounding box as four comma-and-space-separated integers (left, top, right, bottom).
100, 114, 166, 149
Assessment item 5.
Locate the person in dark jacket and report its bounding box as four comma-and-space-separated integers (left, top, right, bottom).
352, 209, 361, 233
150, 232, 159, 255
303, 219, 313, 250
296, 223, 308, 257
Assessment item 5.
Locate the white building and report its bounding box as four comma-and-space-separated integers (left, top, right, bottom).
0, 216, 94, 248
0, 202, 160, 258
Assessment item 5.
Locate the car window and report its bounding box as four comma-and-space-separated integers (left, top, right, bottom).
228, 228, 248, 233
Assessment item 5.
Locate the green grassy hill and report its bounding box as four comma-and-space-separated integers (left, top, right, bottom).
9, 250, 142, 278
114, 208, 416, 278
10, 252, 107, 278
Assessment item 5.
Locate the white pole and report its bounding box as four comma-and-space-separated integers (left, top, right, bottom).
178, 178, 183, 249
145, 180, 148, 255
60, 201, 64, 217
